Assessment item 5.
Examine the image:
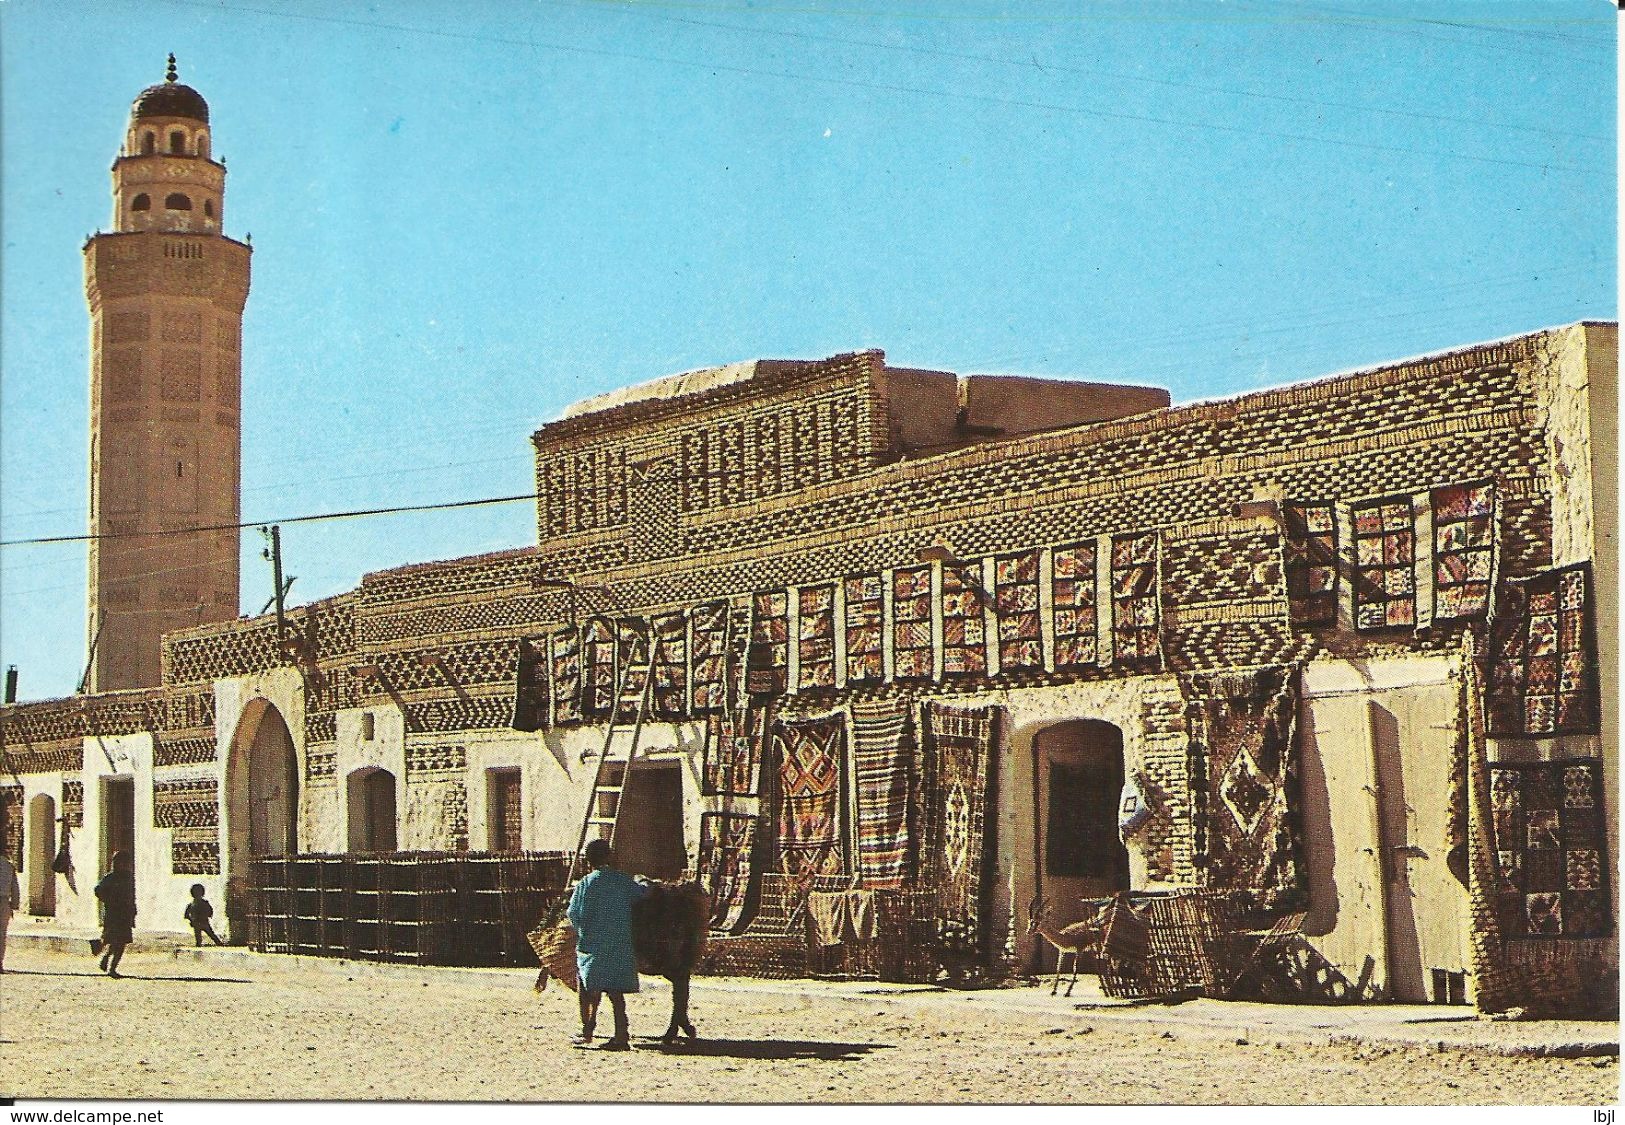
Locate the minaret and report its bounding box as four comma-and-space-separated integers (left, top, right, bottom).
84, 56, 250, 691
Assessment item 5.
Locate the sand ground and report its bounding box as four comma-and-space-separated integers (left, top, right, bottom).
0, 944, 1616, 1104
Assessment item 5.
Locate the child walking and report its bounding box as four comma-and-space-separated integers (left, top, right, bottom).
184, 883, 224, 946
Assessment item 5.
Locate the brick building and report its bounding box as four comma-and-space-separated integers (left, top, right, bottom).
0, 68, 1615, 1015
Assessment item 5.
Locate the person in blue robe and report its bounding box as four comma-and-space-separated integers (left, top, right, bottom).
566, 838, 648, 1050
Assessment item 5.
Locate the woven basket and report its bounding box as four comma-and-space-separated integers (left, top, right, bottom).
527, 920, 579, 992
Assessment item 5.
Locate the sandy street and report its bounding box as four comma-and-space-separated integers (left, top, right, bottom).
0, 945, 1615, 1105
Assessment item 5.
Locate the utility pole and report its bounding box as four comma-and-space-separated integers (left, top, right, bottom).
260, 525, 288, 643
78, 609, 105, 695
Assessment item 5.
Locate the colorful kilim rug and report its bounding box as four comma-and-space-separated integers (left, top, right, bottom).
1183, 666, 1306, 912
942, 563, 987, 677
650, 612, 687, 720
1488, 758, 1611, 939
797, 584, 837, 690
892, 565, 933, 680
843, 574, 884, 684
583, 617, 617, 719
1351, 495, 1416, 631
1488, 563, 1600, 738
1431, 481, 1496, 622
703, 701, 770, 796
747, 591, 789, 696
774, 712, 848, 896
850, 699, 914, 890
1052, 541, 1098, 668
994, 549, 1042, 671
1282, 501, 1338, 626
1110, 532, 1161, 665
700, 811, 762, 933
920, 702, 1000, 958
548, 630, 582, 725
509, 638, 548, 733
690, 600, 731, 713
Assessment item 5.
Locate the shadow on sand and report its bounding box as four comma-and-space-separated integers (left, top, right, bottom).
634, 1037, 892, 1061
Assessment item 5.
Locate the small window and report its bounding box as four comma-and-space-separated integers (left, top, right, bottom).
175, 461, 184, 479
141, 132, 156, 155
360, 712, 375, 740
170, 130, 186, 154
197, 134, 210, 159
203, 200, 215, 219
165, 193, 192, 211
131, 194, 151, 212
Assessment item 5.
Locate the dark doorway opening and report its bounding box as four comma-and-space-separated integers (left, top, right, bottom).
615, 762, 685, 880
101, 776, 136, 877
1031, 720, 1129, 971
347, 768, 398, 853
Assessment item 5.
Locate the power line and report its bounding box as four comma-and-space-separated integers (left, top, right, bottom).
0, 492, 541, 549
152, 0, 1600, 175
589, 0, 1612, 145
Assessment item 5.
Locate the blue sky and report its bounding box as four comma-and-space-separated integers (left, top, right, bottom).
0, 0, 1615, 701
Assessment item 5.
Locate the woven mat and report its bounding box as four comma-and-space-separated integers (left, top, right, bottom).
1489, 758, 1611, 939
1184, 666, 1306, 912
700, 811, 761, 934
851, 699, 913, 890
920, 702, 999, 958
774, 712, 848, 896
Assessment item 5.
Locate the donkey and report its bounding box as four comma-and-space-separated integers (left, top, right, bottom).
534, 880, 711, 1044
1027, 894, 1106, 998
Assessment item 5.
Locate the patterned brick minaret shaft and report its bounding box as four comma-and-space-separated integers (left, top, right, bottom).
84, 56, 250, 691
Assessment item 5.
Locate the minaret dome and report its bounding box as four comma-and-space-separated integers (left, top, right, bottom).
116, 55, 220, 233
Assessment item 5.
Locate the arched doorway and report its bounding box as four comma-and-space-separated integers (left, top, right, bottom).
1031, 720, 1129, 964
346, 768, 397, 853
27, 794, 56, 916
224, 700, 299, 941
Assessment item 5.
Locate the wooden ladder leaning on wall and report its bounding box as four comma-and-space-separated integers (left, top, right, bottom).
568, 620, 658, 883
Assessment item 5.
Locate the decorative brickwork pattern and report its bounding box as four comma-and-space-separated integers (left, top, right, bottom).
1, 786, 21, 870
1352, 496, 1416, 631
156, 737, 217, 767
305, 743, 337, 783
1431, 481, 1496, 622
402, 696, 512, 734
406, 741, 468, 777
63, 780, 85, 828
153, 777, 218, 828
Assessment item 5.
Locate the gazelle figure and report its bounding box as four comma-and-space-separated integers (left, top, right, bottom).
1027, 894, 1105, 998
